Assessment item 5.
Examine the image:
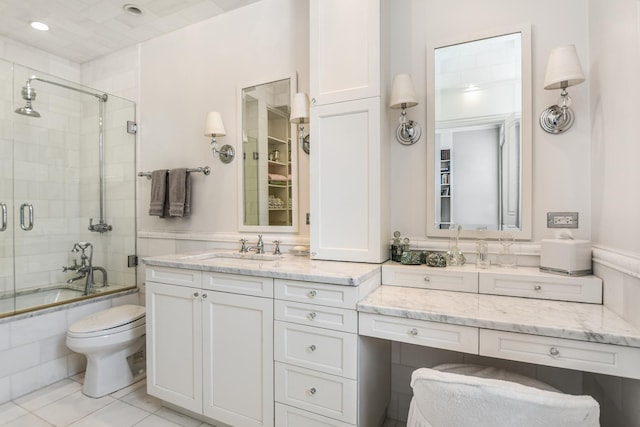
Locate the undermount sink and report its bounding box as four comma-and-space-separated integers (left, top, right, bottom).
180, 251, 283, 261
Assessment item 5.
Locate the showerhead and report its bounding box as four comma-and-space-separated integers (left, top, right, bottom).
15, 81, 41, 118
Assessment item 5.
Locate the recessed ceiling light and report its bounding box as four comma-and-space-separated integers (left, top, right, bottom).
30, 21, 50, 31
123, 4, 144, 16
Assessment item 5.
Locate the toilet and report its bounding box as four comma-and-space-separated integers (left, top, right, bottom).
66, 304, 146, 398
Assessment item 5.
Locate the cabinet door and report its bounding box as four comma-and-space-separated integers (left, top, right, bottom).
310, 98, 387, 263
203, 291, 274, 427
145, 282, 203, 413
310, 0, 381, 105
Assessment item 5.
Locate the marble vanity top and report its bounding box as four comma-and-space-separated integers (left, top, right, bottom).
357, 286, 640, 348
142, 251, 381, 286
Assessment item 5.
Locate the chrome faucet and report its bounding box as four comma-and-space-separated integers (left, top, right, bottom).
247, 235, 264, 254
62, 242, 107, 295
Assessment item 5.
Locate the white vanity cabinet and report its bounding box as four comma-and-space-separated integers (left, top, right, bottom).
146, 266, 274, 427
273, 277, 389, 427
309, 0, 390, 263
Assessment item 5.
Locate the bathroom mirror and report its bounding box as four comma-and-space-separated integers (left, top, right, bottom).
238, 76, 298, 232
426, 26, 532, 239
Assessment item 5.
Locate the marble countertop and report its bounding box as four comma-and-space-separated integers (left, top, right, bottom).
142, 251, 381, 286
357, 286, 640, 348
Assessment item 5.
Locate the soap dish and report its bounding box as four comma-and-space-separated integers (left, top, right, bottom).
290, 245, 310, 256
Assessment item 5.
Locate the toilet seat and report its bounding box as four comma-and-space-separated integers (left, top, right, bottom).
68, 304, 145, 338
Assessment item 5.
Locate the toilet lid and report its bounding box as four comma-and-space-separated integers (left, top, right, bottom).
69, 304, 145, 334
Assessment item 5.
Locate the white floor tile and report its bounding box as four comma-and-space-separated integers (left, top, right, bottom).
110, 379, 146, 400
0, 402, 28, 425
119, 386, 163, 414
155, 407, 203, 427
67, 401, 149, 427
133, 413, 184, 427
2, 413, 54, 426
13, 379, 81, 411
32, 391, 115, 426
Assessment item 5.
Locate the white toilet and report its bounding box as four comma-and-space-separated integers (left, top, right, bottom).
66, 304, 146, 398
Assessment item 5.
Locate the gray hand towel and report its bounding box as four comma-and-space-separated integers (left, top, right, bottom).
168, 168, 189, 217
149, 169, 168, 217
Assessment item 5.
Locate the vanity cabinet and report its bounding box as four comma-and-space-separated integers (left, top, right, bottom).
146, 266, 274, 427
273, 277, 389, 427
309, 0, 390, 263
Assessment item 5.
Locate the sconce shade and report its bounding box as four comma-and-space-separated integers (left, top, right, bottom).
204, 111, 226, 137
543, 45, 585, 90
390, 73, 418, 109
290, 93, 310, 124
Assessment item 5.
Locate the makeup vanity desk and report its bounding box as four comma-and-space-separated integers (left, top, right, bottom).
357, 262, 640, 380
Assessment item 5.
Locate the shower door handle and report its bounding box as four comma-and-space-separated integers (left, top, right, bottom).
20, 203, 34, 231
0, 202, 6, 231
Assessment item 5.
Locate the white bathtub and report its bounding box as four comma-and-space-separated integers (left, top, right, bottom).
0, 286, 85, 315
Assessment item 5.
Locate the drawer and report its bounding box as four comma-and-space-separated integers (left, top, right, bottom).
203, 271, 273, 298
382, 265, 478, 293
480, 329, 640, 379
275, 362, 357, 424
275, 279, 359, 309
275, 403, 354, 427
359, 312, 479, 354
275, 300, 357, 333
275, 321, 357, 379
479, 272, 602, 303
145, 266, 202, 288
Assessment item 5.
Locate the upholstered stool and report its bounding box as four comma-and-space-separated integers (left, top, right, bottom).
407, 363, 600, 427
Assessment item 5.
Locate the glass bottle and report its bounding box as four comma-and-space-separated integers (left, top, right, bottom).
446, 224, 466, 266
498, 228, 517, 268
476, 227, 490, 269
390, 231, 403, 262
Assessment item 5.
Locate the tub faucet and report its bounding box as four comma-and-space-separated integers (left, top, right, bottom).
62, 242, 107, 295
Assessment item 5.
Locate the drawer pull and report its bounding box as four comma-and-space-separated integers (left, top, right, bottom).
409, 328, 419, 336
534, 285, 542, 291
424, 276, 431, 282
308, 290, 317, 298
308, 345, 317, 352
549, 347, 560, 357
307, 312, 317, 320
308, 387, 317, 395
193, 292, 199, 298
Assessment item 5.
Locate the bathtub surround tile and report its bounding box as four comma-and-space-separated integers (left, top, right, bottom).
0, 343, 40, 378
10, 310, 67, 347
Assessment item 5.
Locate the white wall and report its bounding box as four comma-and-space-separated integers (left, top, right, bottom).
137, 0, 309, 242
389, 0, 592, 243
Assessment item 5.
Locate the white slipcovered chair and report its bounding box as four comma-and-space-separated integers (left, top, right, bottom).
407, 364, 600, 427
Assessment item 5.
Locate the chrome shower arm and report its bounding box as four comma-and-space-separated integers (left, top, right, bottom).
28, 76, 107, 101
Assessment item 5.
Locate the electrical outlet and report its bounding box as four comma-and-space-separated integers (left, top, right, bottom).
547, 212, 579, 228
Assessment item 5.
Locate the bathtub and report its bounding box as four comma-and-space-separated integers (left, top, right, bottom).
0, 283, 135, 317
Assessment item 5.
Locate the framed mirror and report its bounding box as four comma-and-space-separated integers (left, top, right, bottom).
426, 25, 532, 239
238, 76, 298, 232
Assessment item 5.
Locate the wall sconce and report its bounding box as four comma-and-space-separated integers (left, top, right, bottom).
390, 73, 421, 145
204, 111, 234, 163
290, 93, 310, 154
539, 45, 585, 134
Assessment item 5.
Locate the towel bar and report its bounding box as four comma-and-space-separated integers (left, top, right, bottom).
138, 166, 211, 178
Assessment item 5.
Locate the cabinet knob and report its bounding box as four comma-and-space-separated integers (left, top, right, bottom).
308, 387, 317, 395
307, 312, 317, 320
549, 347, 560, 357
409, 328, 419, 336
193, 292, 199, 298
311, 98, 317, 105
308, 290, 317, 298
202, 293, 207, 299
424, 276, 431, 282
534, 285, 542, 291
308, 345, 316, 352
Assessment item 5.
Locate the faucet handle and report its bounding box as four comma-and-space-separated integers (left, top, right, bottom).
239, 238, 248, 252
273, 240, 281, 255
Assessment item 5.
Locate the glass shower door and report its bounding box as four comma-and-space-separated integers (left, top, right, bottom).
0, 58, 14, 314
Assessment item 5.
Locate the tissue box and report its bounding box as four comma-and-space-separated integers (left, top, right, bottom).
540, 239, 592, 276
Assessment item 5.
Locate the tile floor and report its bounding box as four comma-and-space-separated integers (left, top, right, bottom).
0, 374, 406, 427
